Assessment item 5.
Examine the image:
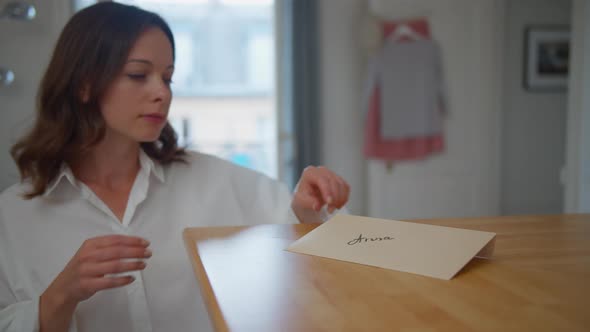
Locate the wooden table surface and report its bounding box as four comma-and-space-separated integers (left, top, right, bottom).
183, 214, 590, 332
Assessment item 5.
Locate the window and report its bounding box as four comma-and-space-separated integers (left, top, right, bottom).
74, 0, 278, 178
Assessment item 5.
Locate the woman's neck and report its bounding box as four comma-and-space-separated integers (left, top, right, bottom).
71, 138, 141, 189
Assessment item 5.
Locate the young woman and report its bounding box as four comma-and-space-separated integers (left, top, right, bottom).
0, 3, 349, 332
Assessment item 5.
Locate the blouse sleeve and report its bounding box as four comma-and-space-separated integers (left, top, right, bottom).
0, 210, 40, 332
227, 163, 298, 225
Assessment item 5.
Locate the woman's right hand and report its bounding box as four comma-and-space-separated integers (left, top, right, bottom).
39, 235, 151, 332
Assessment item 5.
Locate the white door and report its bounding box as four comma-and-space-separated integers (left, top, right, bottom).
365, 0, 503, 219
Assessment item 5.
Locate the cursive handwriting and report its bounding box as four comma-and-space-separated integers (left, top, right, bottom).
347, 234, 395, 246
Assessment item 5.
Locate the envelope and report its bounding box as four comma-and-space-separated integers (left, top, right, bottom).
286, 214, 496, 280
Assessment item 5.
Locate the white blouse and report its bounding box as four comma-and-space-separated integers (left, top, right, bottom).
0, 150, 299, 332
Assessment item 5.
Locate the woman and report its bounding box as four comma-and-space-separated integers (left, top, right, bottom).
0, 3, 349, 332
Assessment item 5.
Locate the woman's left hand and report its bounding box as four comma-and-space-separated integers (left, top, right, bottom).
291, 166, 350, 223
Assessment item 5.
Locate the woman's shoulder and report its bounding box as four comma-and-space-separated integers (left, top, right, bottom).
170, 150, 267, 178
0, 181, 32, 205
181, 150, 232, 166
165, 150, 284, 191
0, 182, 38, 225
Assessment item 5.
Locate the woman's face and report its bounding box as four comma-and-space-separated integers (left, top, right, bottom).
99, 27, 174, 144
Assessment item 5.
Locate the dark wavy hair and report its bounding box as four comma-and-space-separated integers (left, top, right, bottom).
11, 2, 186, 198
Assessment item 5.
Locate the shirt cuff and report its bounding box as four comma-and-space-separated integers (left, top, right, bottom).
286, 207, 300, 224
289, 204, 349, 224
0, 297, 40, 332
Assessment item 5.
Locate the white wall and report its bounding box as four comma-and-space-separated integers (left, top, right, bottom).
320, 0, 504, 219
565, 0, 590, 213
500, 0, 571, 215
0, 1, 70, 190
318, 0, 584, 218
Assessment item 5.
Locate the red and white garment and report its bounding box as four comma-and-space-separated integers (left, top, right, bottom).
363, 19, 446, 162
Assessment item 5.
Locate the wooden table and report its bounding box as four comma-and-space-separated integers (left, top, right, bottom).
183, 214, 590, 332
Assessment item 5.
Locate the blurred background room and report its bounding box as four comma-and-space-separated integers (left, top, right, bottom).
0, 0, 588, 219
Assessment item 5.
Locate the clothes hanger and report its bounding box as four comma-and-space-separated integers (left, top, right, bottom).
388, 23, 423, 42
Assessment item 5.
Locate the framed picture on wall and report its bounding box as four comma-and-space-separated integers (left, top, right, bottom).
524, 26, 570, 91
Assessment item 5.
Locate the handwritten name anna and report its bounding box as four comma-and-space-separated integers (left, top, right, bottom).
347, 234, 395, 246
